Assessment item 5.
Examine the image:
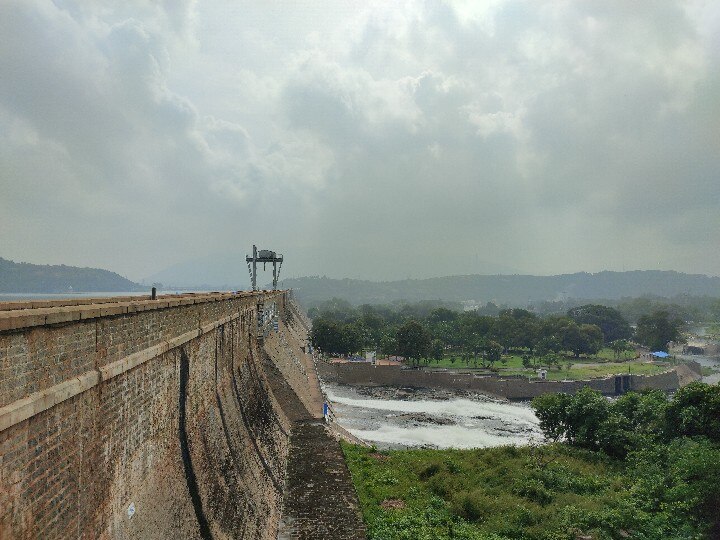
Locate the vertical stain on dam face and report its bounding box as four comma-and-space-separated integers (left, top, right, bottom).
179, 347, 213, 540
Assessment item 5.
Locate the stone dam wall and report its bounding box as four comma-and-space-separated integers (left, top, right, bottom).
0, 291, 328, 539
318, 361, 703, 400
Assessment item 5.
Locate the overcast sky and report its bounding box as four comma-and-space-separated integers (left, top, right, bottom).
1, 1, 719, 282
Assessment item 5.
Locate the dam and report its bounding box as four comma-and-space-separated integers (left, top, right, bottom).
0, 292, 365, 539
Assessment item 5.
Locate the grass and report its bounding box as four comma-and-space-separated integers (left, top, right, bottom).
701, 366, 720, 376
415, 348, 666, 381
342, 442, 633, 540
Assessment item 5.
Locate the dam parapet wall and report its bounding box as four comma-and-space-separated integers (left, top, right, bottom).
0, 291, 314, 539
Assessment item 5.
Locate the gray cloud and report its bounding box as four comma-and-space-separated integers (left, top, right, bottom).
1, 0, 718, 284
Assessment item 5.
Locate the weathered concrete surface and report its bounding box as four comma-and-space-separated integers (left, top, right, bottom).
0, 291, 365, 540
261, 308, 366, 540
278, 421, 367, 540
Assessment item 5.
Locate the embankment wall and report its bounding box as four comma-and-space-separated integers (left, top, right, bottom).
0, 291, 307, 539
317, 361, 702, 400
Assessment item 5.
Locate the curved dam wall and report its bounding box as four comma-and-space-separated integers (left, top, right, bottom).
0, 291, 313, 539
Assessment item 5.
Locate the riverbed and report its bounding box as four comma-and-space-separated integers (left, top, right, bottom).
324, 383, 542, 450
678, 353, 720, 385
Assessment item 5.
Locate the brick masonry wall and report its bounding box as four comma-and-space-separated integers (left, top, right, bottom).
318, 361, 699, 400
0, 291, 297, 539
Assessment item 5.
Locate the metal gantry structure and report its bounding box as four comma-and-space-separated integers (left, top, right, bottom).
246, 245, 283, 290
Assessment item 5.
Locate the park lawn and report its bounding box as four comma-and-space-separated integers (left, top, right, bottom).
415, 348, 663, 381
502, 361, 668, 381
342, 442, 632, 540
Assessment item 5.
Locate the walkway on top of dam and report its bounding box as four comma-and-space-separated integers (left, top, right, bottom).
261, 350, 367, 540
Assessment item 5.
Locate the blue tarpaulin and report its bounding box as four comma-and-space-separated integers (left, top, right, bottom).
651, 351, 670, 358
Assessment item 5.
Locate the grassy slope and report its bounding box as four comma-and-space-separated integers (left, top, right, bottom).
342, 443, 636, 540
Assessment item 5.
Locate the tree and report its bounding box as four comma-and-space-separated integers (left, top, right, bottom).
560, 321, 603, 357
481, 340, 503, 368
339, 323, 365, 356
379, 331, 398, 356
609, 339, 632, 360
531, 392, 573, 442
310, 318, 343, 354
635, 309, 685, 351
430, 339, 445, 364
664, 382, 720, 442
532, 387, 609, 449
567, 304, 632, 343
427, 307, 458, 325
396, 320, 431, 366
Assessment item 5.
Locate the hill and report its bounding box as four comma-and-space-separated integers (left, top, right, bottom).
283, 271, 720, 307
0, 257, 145, 293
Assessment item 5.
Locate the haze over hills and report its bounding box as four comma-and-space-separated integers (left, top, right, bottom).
0, 257, 145, 294
143, 252, 251, 290
4, 255, 719, 308
283, 271, 720, 308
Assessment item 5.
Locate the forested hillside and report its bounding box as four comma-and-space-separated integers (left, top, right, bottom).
0, 257, 144, 293
284, 271, 720, 308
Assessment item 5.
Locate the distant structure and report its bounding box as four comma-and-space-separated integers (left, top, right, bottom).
246, 245, 283, 290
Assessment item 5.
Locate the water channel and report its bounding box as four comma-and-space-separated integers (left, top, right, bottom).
324, 383, 542, 450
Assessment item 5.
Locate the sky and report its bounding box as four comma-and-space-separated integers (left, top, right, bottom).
1, 0, 719, 283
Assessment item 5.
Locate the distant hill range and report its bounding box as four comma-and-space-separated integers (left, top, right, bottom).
283, 271, 720, 307
0, 257, 145, 293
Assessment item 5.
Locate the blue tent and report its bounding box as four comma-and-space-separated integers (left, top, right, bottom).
651, 351, 670, 358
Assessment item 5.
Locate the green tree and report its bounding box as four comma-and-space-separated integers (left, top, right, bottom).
396, 320, 431, 367
560, 321, 603, 357
481, 340, 503, 368
338, 322, 364, 356
430, 339, 445, 364
531, 392, 573, 442
567, 304, 632, 343
532, 388, 609, 449
310, 318, 343, 354
635, 309, 685, 351
609, 339, 632, 360
664, 382, 720, 442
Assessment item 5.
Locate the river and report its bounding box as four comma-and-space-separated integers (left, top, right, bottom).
324, 383, 542, 450
678, 353, 720, 385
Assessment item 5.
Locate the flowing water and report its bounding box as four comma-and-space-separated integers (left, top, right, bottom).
324, 383, 542, 449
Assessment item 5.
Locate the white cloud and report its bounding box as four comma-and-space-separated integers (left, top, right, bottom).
1, 0, 718, 282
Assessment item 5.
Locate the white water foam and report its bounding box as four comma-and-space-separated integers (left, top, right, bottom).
325, 384, 542, 449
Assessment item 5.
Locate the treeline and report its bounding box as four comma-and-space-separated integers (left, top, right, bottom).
531, 383, 720, 536
285, 271, 720, 308
532, 294, 720, 323
310, 298, 684, 363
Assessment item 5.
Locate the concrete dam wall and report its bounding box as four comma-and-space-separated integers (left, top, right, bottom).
0, 291, 360, 539
318, 361, 702, 400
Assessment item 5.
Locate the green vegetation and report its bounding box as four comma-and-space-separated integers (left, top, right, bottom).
310, 299, 686, 376
635, 310, 685, 352
343, 383, 720, 539
420, 352, 666, 381
344, 443, 628, 540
